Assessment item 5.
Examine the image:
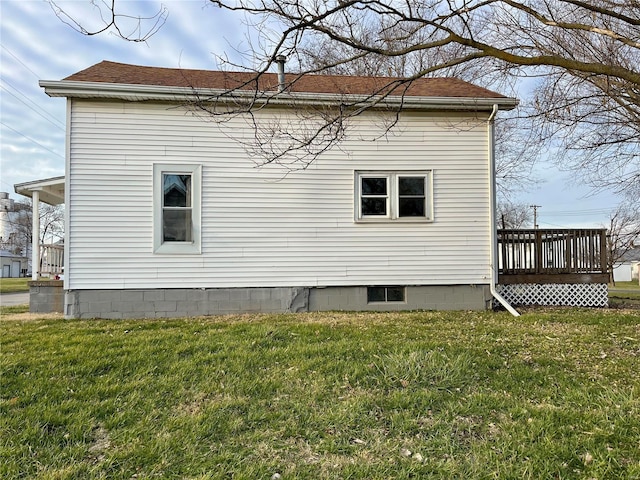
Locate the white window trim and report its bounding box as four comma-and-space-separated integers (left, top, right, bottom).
153, 163, 202, 254
355, 170, 433, 223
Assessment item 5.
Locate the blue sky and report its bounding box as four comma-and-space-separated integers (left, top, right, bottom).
0, 0, 621, 228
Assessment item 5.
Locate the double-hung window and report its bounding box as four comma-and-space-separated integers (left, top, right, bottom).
153, 164, 202, 254
355, 171, 433, 222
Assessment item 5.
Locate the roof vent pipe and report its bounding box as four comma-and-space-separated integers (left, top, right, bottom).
275, 55, 286, 92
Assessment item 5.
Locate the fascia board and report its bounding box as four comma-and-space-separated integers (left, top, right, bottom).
39, 80, 519, 111
14, 176, 65, 205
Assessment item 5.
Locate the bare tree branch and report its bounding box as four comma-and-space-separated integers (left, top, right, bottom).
604, 202, 640, 285
47, 0, 168, 42
50, 0, 640, 197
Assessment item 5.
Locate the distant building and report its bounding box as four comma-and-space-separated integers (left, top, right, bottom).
613, 247, 640, 282
0, 192, 15, 242
0, 249, 27, 278
0, 192, 31, 268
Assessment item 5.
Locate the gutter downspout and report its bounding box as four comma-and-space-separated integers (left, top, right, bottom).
488, 104, 520, 317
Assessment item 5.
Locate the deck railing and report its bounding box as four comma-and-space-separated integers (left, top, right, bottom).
497, 229, 609, 284
40, 244, 64, 277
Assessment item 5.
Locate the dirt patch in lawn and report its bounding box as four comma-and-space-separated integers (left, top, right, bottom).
0, 312, 64, 322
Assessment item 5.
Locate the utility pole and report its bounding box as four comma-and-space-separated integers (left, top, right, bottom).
530, 205, 541, 229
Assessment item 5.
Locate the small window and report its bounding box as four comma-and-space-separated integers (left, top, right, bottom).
367, 286, 406, 303
398, 176, 426, 217
154, 164, 201, 254
356, 171, 432, 222
360, 176, 389, 217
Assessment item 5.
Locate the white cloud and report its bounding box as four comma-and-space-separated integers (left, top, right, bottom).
1, 0, 251, 198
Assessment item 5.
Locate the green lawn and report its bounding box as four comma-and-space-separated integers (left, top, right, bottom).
609, 281, 640, 308
610, 281, 640, 290
2, 309, 639, 479
0, 278, 29, 294
0, 305, 29, 315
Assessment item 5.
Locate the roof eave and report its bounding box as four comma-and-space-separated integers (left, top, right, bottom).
14, 175, 65, 206
40, 80, 519, 111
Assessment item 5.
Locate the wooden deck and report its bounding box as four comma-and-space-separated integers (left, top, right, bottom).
497, 229, 609, 284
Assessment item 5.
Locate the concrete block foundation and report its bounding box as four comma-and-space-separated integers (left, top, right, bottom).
29, 280, 64, 313
64, 285, 492, 319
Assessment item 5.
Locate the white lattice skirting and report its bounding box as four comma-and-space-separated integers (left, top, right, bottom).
496, 283, 608, 307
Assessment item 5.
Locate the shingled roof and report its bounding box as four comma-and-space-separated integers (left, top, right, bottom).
64, 60, 510, 100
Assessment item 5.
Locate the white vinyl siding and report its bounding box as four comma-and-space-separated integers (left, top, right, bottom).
66, 100, 491, 289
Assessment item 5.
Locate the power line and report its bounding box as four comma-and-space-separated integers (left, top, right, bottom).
544, 206, 613, 213
542, 212, 613, 218
0, 82, 65, 131
0, 178, 15, 189
0, 45, 64, 128
1, 76, 65, 127
538, 220, 605, 228
0, 121, 64, 159
538, 220, 567, 227
523, 206, 614, 218
1, 44, 41, 79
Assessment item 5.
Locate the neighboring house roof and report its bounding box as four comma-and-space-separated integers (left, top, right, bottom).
0, 249, 26, 259
41, 61, 518, 111
618, 248, 640, 263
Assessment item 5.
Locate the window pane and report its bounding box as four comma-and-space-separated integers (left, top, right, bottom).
386, 287, 405, 302
399, 177, 424, 196
361, 177, 387, 195
399, 198, 425, 217
367, 287, 386, 303
164, 174, 191, 207
362, 198, 387, 216
163, 209, 192, 242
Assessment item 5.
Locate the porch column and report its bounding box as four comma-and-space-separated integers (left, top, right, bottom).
32, 190, 40, 280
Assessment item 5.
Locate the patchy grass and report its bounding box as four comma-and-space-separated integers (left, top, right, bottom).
2, 309, 639, 479
610, 281, 640, 290
0, 278, 29, 294
609, 284, 640, 309
0, 305, 29, 316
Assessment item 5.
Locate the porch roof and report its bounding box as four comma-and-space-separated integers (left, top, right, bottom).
14, 176, 65, 205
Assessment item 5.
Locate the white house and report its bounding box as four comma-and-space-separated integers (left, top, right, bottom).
39, 60, 519, 319
0, 192, 30, 265
0, 250, 27, 278
613, 248, 640, 283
